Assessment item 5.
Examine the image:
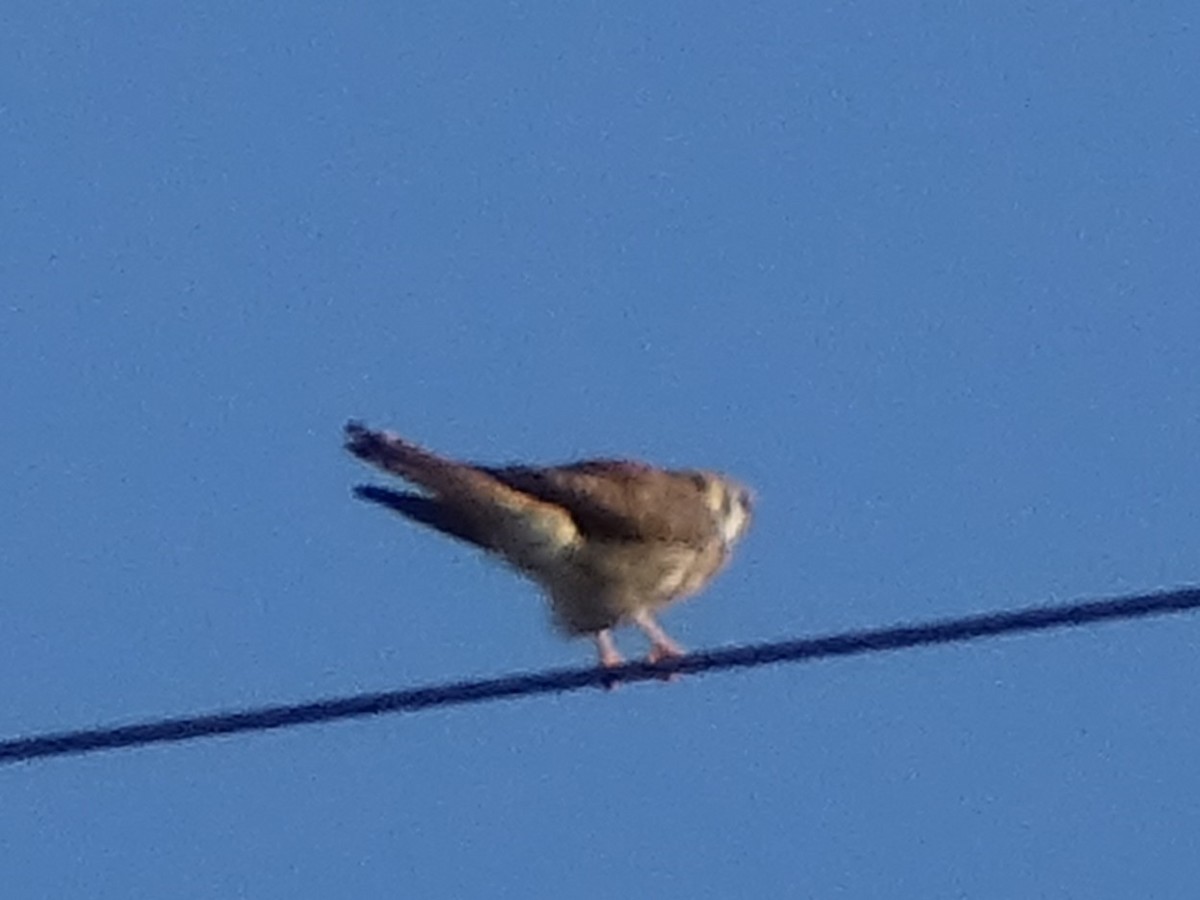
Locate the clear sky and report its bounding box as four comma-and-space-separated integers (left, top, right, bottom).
3, 2, 1199, 897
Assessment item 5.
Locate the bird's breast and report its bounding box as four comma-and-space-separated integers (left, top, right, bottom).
537, 539, 727, 635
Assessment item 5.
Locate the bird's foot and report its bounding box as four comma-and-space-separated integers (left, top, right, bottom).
595, 632, 625, 691
647, 640, 685, 681
599, 647, 625, 668
647, 640, 684, 664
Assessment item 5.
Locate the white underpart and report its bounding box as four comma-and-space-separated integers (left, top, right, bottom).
655, 562, 690, 598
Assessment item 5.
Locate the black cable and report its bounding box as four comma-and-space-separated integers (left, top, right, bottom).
2, 586, 1198, 766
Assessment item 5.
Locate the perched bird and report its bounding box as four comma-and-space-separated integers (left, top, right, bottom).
344, 421, 753, 668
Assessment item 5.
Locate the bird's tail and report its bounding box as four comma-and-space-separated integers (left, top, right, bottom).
351, 485, 487, 548
344, 420, 580, 565
344, 421, 448, 482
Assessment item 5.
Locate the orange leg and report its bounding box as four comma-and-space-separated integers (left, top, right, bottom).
594, 629, 624, 668
632, 610, 685, 664
593, 630, 625, 691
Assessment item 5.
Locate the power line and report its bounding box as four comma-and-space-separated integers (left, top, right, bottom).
2, 586, 1198, 766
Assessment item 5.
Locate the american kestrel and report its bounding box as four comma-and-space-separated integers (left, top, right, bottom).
344, 421, 754, 668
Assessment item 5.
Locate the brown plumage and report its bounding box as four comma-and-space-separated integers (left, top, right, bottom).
345, 421, 753, 667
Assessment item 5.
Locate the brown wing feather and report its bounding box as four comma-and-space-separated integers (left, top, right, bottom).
482, 461, 716, 546
346, 421, 717, 548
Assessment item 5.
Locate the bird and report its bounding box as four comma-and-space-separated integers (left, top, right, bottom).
344, 421, 753, 668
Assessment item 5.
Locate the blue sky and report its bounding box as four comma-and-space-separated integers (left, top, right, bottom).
3, 2, 1199, 896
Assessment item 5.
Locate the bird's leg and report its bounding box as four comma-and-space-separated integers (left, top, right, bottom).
632, 610, 685, 664
594, 629, 624, 668
594, 629, 626, 691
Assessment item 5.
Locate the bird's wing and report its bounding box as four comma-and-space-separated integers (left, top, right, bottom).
482, 461, 716, 546
345, 421, 715, 548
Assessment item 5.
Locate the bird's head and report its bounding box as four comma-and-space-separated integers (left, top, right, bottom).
698, 472, 755, 549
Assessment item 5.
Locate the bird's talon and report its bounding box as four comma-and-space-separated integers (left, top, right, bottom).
647, 642, 684, 664
598, 655, 626, 691
647, 642, 685, 681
